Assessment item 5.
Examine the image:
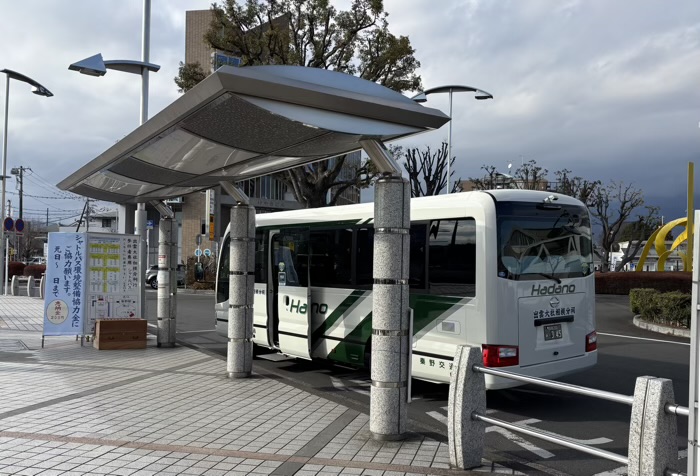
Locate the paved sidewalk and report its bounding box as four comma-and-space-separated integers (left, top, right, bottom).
0, 296, 515, 476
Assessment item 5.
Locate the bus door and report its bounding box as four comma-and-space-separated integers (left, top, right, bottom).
271, 229, 312, 360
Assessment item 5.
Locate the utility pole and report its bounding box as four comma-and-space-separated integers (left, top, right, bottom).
10, 166, 28, 220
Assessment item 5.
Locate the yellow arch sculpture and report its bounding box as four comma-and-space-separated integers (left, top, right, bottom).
636, 162, 694, 272
635, 218, 688, 272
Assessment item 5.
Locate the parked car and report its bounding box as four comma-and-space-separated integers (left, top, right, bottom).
146, 264, 186, 289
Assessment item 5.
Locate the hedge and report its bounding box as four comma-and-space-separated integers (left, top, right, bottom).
631, 288, 691, 329
23, 264, 46, 279
596, 271, 690, 295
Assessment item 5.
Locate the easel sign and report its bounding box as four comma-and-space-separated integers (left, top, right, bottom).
43, 232, 87, 346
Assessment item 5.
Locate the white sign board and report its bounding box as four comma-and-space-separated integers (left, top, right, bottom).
43, 233, 87, 336
43, 232, 142, 337
85, 233, 141, 334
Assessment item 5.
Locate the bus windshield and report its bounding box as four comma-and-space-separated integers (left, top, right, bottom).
497, 202, 594, 281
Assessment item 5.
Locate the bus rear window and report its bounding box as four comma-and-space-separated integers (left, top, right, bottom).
497, 202, 593, 280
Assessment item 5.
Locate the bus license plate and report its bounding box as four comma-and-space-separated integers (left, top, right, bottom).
544, 324, 562, 341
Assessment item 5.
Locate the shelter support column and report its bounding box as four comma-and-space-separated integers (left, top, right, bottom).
152, 201, 176, 347
220, 182, 255, 378
361, 139, 410, 441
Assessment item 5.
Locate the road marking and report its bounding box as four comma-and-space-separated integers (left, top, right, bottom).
598, 332, 689, 346
427, 411, 447, 424
330, 376, 370, 396
487, 419, 555, 459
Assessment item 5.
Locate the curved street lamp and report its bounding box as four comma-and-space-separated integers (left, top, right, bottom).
412, 85, 493, 194
1, 69, 53, 292
68, 0, 160, 325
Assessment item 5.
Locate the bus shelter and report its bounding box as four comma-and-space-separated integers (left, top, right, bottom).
58, 65, 449, 440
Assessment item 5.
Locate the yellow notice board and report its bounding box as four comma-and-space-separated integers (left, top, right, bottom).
85, 233, 141, 334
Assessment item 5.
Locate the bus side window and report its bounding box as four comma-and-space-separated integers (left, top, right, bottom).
356, 228, 374, 289
216, 236, 231, 304
254, 231, 267, 284
409, 224, 427, 290
309, 229, 353, 288
427, 218, 476, 297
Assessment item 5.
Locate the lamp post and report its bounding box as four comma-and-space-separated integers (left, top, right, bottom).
412, 85, 493, 194
69, 0, 159, 319
1, 69, 53, 293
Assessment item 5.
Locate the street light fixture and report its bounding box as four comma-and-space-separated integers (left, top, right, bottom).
68, 0, 160, 323
411, 85, 493, 194
1, 69, 53, 292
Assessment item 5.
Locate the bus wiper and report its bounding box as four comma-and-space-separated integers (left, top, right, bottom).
534, 273, 561, 284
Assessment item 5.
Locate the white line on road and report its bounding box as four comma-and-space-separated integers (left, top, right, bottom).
598, 332, 689, 346
426, 411, 447, 424
330, 376, 370, 396
486, 419, 555, 460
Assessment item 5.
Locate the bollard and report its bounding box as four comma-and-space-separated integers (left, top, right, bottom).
26, 276, 34, 297
39, 274, 45, 299
628, 376, 678, 476
10, 275, 19, 296
448, 345, 486, 469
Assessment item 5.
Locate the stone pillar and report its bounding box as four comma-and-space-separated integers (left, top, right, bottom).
135, 204, 147, 320
370, 174, 411, 440
448, 346, 486, 469
169, 215, 178, 334
227, 204, 256, 378
157, 216, 176, 347
628, 376, 678, 476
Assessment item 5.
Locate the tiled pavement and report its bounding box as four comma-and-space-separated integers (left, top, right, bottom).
0, 296, 517, 476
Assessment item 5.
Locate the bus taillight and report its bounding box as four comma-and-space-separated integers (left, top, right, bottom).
482, 344, 519, 367
585, 331, 597, 352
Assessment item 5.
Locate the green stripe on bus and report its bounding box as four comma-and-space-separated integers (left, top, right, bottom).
310, 290, 367, 351
409, 294, 463, 335
324, 294, 463, 367
327, 312, 373, 366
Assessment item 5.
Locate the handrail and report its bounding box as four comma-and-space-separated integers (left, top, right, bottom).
473, 413, 629, 465
473, 364, 635, 406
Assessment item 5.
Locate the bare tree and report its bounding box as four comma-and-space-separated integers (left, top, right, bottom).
467, 165, 506, 190
552, 169, 600, 206
590, 181, 656, 272
401, 142, 451, 196
513, 159, 548, 190
613, 206, 662, 271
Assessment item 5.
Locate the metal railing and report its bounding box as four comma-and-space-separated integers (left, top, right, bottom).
470, 363, 688, 475
448, 346, 690, 476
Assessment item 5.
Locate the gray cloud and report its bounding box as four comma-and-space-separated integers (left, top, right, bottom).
1, 0, 698, 225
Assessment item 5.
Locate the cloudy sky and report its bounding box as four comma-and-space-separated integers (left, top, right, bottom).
0, 0, 698, 228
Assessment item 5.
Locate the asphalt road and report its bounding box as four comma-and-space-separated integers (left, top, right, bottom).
146, 291, 691, 475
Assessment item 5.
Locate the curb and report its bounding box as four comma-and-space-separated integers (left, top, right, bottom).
632, 315, 690, 338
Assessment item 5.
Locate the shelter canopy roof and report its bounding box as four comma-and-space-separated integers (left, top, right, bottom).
58, 65, 449, 204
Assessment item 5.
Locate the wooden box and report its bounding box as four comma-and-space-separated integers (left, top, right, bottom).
93, 319, 147, 350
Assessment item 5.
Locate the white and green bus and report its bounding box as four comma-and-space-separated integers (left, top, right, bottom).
215, 189, 597, 389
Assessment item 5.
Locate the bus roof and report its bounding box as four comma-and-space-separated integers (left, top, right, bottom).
245, 190, 586, 229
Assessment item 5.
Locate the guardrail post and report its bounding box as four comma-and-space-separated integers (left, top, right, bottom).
628, 376, 678, 476
448, 345, 486, 469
